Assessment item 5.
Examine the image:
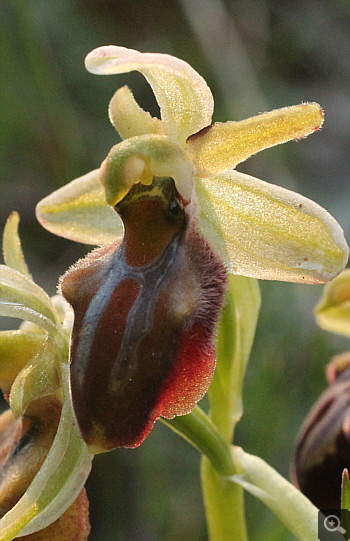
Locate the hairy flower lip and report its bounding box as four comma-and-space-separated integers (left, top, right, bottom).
60, 171, 227, 451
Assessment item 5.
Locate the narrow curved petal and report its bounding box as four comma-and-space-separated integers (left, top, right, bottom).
85, 46, 214, 146
2, 212, 31, 278
196, 170, 349, 283
100, 134, 194, 205
0, 363, 93, 539
314, 269, 350, 337
0, 266, 60, 334
36, 169, 123, 245
109, 86, 165, 139
187, 103, 324, 176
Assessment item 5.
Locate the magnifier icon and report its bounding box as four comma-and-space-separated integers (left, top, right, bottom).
324, 515, 346, 535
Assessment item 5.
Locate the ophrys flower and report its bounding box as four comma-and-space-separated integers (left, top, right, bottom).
36, 46, 349, 452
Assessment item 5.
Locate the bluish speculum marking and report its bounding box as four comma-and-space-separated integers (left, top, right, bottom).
61, 177, 227, 451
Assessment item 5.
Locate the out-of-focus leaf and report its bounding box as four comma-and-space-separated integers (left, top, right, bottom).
209, 274, 260, 441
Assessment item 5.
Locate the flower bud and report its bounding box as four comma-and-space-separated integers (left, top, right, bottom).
0, 398, 90, 540
292, 353, 350, 508
315, 269, 350, 337
0, 399, 61, 515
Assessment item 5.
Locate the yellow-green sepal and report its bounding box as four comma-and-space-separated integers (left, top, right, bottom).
230, 448, 319, 541
196, 170, 349, 283
36, 169, 123, 245
85, 45, 214, 146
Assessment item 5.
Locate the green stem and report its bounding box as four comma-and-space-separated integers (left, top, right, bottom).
201, 457, 247, 541
161, 407, 247, 541
161, 406, 235, 476
199, 275, 259, 541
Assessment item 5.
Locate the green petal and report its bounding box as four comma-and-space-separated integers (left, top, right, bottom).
0, 265, 60, 334
0, 362, 93, 539
196, 170, 349, 283
314, 269, 350, 337
85, 45, 214, 146
0, 330, 46, 396
109, 86, 165, 139
101, 134, 194, 205
2, 212, 31, 278
36, 169, 123, 245
187, 103, 324, 176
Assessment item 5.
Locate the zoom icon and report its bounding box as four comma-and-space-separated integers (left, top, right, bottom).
319, 510, 349, 540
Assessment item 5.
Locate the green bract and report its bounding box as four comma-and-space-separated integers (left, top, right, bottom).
0, 213, 93, 540
36, 45, 349, 284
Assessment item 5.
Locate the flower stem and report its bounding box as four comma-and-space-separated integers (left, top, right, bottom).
201, 457, 247, 541
161, 406, 235, 476
161, 408, 247, 541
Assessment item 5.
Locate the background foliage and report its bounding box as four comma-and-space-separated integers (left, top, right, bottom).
1, 1, 349, 539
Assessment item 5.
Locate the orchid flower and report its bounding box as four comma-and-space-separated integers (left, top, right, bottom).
35, 46, 349, 453
0, 213, 92, 540
292, 270, 350, 508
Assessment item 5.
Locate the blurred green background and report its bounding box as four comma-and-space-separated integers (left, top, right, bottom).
1, 1, 349, 540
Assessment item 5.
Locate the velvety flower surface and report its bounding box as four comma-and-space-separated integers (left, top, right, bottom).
35, 46, 349, 452
0, 213, 92, 540
292, 353, 350, 509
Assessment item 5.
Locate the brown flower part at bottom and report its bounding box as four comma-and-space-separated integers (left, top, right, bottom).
0, 396, 90, 540
292, 352, 350, 509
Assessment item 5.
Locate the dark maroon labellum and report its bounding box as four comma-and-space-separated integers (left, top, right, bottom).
60, 178, 227, 451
